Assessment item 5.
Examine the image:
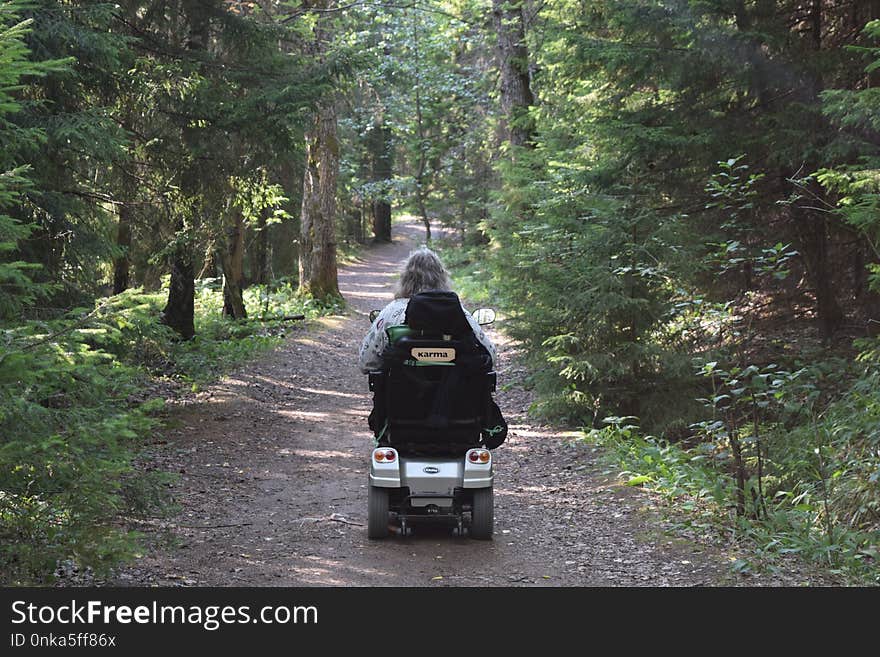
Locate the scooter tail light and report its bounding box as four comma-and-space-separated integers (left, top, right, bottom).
468, 451, 479, 462
479, 450, 490, 463
374, 449, 396, 463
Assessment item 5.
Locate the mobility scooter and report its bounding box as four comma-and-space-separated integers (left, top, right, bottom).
365, 291, 503, 540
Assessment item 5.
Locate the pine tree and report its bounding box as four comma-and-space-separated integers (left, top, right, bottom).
0, 0, 67, 320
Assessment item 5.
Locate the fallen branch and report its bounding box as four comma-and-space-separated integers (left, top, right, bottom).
328, 514, 364, 527
15, 298, 114, 353
298, 514, 364, 527
245, 314, 306, 323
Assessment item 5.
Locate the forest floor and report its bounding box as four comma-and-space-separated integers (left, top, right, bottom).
107, 220, 831, 587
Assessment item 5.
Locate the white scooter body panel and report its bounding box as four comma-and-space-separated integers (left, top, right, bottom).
369, 450, 494, 502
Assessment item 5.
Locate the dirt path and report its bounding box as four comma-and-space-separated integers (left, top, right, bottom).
113, 221, 776, 587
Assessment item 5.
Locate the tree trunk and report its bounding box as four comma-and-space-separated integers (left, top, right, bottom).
112, 200, 132, 295
811, 0, 822, 52
221, 207, 247, 319
161, 218, 195, 339
297, 0, 339, 299
251, 208, 269, 285
369, 122, 393, 242
491, 0, 536, 148
792, 203, 844, 340
728, 421, 747, 517
299, 99, 340, 299
277, 157, 301, 281
410, 13, 431, 243
415, 180, 430, 243
162, 0, 211, 338
733, 0, 750, 30
372, 199, 392, 242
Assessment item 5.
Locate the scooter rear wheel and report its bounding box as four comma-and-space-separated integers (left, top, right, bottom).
367, 485, 390, 539
470, 487, 494, 540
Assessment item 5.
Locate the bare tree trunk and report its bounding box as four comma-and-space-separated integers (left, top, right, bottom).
221, 206, 247, 319
112, 201, 132, 294
162, 0, 211, 338
299, 99, 340, 299
278, 157, 301, 281
811, 0, 822, 51
415, 175, 430, 242
791, 202, 844, 340
728, 419, 747, 518
491, 0, 536, 149
298, 0, 339, 299
410, 12, 431, 242
369, 123, 393, 242
252, 208, 269, 285
162, 218, 195, 339
733, 0, 750, 30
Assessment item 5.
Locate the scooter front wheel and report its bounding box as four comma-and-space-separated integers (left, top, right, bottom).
367, 485, 390, 539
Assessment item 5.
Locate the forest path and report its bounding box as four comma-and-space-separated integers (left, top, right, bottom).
116, 220, 738, 587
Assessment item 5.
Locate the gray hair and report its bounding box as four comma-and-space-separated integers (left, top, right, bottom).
394, 248, 452, 299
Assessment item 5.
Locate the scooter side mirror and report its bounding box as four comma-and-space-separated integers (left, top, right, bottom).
369, 309, 380, 323
473, 308, 496, 326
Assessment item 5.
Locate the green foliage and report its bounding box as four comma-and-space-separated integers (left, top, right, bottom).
433, 242, 493, 307
584, 351, 880, 584
478, 0, 880, 581
0, 296, 163, 582
9, 1, 130, 300
585, 416, 732, 518
482, 0, 880, 422
337, 1, 493, 240
818, 20, 880, 292
0, 279, 330, 584
0, 1, 66, 319
486, 135, 701, 428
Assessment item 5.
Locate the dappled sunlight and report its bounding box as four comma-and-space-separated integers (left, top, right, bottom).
507, 427, 575, 441
279, 448, 355, 460
315, 316, 346, 329
298, 387, 362, 399
247, 374, 305, 392
293, 555, 394, 585
343, 282, 390, 289
494, 487, 544, 502
277, 409, 329, 421
342, 290, 392, 303
339, 408, 369, 418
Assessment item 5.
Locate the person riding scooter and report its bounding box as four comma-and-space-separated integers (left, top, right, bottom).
358, 248, 497, 374
360, 248, 506, 539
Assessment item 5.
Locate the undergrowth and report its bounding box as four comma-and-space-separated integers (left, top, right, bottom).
441, 237, 879, 585
582, 354, 880, 586
0, 281, 339, 584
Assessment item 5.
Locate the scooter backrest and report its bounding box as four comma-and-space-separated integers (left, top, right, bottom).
404, 291, 472, 338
